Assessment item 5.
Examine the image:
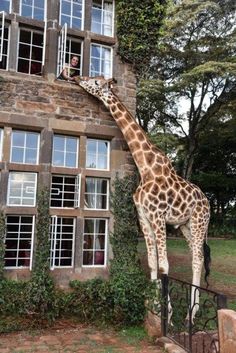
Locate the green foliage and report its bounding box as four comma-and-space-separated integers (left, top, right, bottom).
116, 0, 167, 73
25, 187, 56, 319
0, 211, 6, 280
109, 174, 149, 325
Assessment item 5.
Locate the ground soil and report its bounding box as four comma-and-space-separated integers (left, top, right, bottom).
0, 321, 163, 353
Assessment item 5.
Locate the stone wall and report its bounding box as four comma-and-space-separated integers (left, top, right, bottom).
218, 309, 236, 353
0, 61, 137, 285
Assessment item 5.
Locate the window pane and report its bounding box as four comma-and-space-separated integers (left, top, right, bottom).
0, 0, 10, 12
11, 131, 39, 164
86, 139, 109, 170
0, 27, 9, 70
52, 135, 78, 168
5, 215, 34, 268
7, 172, 37, 206
60, 0, 83, 29
83, 219, 107, 266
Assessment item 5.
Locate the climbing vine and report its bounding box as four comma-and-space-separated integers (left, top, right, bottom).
116, 0, 167, 74
26, 187, 56, 318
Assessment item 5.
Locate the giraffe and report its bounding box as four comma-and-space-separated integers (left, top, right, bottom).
75, 76, 211, 320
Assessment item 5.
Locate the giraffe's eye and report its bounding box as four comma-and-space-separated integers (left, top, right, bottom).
95, 80, 99, 86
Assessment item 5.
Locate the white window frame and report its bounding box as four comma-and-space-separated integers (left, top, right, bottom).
58, 23, 67, 76
0, 11, 5, 62
17, 27, 44, 75
91, 0, 114, 37
19, 0, 46, 21
7, 172, 37, 207
90, 43, 113, 79
50, 216, 75, 270
50, 174, 81, 208
86, 138, 110, 171
82, 218, 108, 268
52, 134, 79, 168
10, 130, 40, 165
5, 215, 35, 270
84, 177, 109, 211
0, 129, 3, 161
59, 0, 85, 30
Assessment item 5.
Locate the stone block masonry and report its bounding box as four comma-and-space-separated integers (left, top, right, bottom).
218, 309, 236, 353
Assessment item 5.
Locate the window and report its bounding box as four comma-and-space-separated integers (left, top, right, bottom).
83, 218, 107, 266
85, 178, 109, 210
91, 0, 113, 36
57, 34, 82, 77
0, 25, 8, 70
90, 43, 112, 78
86, 139, 109, 170
60, 0, 84, 30
17, 28, 43, 75
0, 1, 11, 13
52, 135, 78, 168
7, 172, 37, 206
5, 215, 34, 268
20, 0, 45, 21
11, 130, 39, 164
50, 174, 81, 208
50, 216, 75, 268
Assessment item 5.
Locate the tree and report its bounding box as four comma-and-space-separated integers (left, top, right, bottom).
192, 115, 236, 226
137, 0, 236, 179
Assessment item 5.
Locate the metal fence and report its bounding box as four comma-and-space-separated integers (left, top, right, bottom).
161, 275, 227, 353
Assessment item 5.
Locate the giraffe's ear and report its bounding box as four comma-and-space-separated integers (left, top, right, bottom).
107, 78, 117, 89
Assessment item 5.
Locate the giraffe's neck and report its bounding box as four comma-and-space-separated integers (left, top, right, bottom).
101, 93, 164, 174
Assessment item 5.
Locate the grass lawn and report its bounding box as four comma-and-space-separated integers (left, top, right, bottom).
138, 238, 236, 310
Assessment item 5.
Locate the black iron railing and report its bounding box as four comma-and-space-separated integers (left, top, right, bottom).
161, 275, 227, 353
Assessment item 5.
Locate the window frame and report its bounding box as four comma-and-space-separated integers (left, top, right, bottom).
19, 0, 46, 21
7, 172, 38, 207
52, 134, 79, 168
17, 27, 44, 76
4, 215, 35, 270
57, 28, 83, 78
50, 174, 81, 209
59, 0, 85, 31
10, 130, 40, 165
84, 177, 109, 211
90, 43, 113, 79
0, 129, 3, 161
86, 138, 110, 171
50, 215, 76, 269
91, 0, 114, 37
82, 218, 108, 268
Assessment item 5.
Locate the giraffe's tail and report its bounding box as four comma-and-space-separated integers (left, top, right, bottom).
203, 241, 211, 288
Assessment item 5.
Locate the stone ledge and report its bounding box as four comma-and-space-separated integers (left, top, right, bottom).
157, 337, 187, 353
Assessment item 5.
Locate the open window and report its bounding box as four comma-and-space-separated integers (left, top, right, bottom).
57, 24, 82, 79
50, 216, 75, 269
0, 10, 9, 69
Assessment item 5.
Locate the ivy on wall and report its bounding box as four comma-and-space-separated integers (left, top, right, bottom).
116, 0, 167, 74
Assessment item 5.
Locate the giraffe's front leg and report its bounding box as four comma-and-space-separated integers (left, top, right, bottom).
135, 204, 158, 281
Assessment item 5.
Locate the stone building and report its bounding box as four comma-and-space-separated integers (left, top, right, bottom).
0, 0, 136, 286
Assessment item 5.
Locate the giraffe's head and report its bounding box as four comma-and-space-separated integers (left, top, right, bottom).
75, 76, 116, 102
